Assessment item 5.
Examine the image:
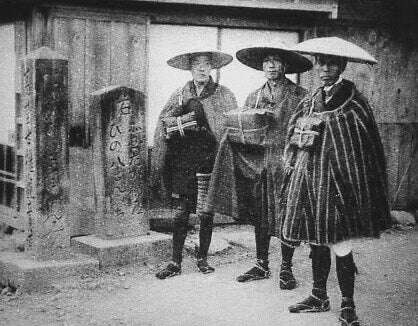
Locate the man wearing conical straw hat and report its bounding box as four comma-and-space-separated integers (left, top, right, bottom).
278, 37, 391, 326
204, 43, 312, 286
151, 50, 238, 279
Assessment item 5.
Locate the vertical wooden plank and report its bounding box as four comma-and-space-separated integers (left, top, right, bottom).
14, 20, 26, 218
396, 123, 412, 208
378, 123, 400, 208
53, 17, 86, 129
127, 22, 148, 94
299, 27, 317, 93
15, 20, 27, 223
388, 125, 401, 209
28, 7, 47, 51
6, 146, 15, 207
110, 21, 147, 92
366, 31, 418, 123
85, 19, 111, 93
85, 19, 111, 121
68, 147, 95, 236
15, 21, 27, 94
0, 145, 4, 205
406, 123, 418, 208
110, 21, 129, 87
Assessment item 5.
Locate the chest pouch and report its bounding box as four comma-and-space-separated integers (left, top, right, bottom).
289, 115, 324, 149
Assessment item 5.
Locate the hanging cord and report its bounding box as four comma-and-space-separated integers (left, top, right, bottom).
175, 92, 185, 137
238, 112, 245, 144
239, 88, 263, 144
254, 88, 262, 110
178, 93, 183, 106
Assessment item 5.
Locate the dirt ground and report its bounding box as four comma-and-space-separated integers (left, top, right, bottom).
1, 224, 417, 326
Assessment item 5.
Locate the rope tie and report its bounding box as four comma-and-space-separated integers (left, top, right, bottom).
254, 88, 262, 110
238, 112, 246, 144
294, 128, 319, 148
176, 116, 185, 137
238, 88, 263, 144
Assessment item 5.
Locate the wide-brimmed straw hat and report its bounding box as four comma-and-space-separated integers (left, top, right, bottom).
291, 37, 377, 65
236, 43, 313, 74
167, 50, 233, 70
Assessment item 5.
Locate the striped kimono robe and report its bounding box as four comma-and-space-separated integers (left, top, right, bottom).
278, 79, 391, 244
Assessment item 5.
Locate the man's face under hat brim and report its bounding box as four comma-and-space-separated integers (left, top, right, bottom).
167, 51, 233, 70
236, 47, 313, 74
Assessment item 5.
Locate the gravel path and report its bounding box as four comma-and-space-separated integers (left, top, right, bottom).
1, 225, 417, 326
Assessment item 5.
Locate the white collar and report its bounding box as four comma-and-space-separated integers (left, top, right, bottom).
323, 76, 343, 93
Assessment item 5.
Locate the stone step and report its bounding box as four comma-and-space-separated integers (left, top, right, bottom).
0, 251, 98, 292
71, 231, 172, 268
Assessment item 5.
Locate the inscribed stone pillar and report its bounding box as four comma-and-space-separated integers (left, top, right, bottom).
22, 47, 70, 260
90, 86, 148, 239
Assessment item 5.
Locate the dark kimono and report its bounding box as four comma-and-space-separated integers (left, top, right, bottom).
278, 79, 391, 244
151, 77, 238, 208
205, 78, 307, 230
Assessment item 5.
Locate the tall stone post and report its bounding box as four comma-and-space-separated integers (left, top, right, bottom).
90, 86, 148, 239
22, 47, 70, 260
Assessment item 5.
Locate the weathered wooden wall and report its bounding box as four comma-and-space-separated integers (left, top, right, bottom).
47, 8, 148, 137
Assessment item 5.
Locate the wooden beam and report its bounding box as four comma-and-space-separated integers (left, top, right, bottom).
134, 0, 338, 18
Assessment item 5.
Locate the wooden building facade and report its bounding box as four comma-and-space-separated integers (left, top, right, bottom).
0, 0, 417, 237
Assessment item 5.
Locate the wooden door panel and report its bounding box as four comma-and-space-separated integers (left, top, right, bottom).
48, 8, 149, 236
52, 17, 86, 128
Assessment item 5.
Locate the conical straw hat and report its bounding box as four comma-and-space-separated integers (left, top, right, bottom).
291, 37, 377, 65
236, 42, 312, 74
167, 50, 233, 70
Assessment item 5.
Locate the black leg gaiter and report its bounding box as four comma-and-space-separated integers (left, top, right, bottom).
254, 219, 271, 262
311, 245, 331, 299
172, 209, 189, 264
197, 212, 214, 259
336, 252, 357, 300
281, 240, 298, 269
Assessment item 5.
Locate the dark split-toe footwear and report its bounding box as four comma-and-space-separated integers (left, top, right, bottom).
197, 258, 215, 274
279, 265, 297, 290
288, 294, 330, 313
339, 299, 359, 326
155, 262, 181, 279
236, 261, 271, 282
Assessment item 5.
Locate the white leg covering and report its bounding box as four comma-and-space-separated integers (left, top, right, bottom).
331, 240, 353, 257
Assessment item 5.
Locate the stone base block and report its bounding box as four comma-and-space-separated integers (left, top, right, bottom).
71, 231, 172, 268
0, 252, 99, 292
391, 210, 416, 226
